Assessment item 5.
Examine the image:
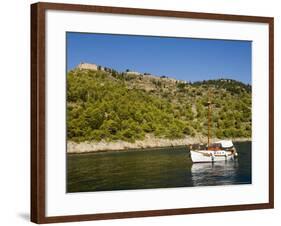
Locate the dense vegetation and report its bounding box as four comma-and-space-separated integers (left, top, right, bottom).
67, 68, 251, 142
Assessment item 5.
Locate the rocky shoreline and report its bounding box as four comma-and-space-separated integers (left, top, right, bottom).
67, 135, 251, 154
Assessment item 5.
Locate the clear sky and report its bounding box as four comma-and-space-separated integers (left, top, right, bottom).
67, 32, 252, 84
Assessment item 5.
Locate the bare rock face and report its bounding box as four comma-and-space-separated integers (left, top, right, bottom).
67, 134, 213, 153
77, 63, 98, 70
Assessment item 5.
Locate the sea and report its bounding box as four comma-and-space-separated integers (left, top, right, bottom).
67, 141, 251, 192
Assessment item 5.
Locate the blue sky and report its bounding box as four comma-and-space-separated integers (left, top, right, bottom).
67, 32, 252, 84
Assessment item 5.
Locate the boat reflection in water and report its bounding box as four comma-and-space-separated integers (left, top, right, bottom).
191, 160, 239, 186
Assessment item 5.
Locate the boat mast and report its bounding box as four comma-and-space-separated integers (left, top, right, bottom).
207, 91, 211, 150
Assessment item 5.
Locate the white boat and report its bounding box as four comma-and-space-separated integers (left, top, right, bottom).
190, 140, 238, 163
189, 97, 238, 163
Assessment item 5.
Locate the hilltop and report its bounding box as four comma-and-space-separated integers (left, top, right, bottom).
67, 63, 251, 149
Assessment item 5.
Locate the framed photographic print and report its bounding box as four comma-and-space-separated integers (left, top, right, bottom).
31, 2, 274, 224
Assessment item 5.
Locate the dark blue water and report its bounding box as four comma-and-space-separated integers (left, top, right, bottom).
67, 141, 251, 192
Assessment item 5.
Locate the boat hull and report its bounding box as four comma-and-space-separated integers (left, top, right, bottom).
190, 150, 234, 163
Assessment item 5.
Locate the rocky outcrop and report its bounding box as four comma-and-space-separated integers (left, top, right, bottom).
67, 134, 250, 153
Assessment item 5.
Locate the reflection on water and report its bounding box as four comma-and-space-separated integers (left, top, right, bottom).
191, 160, 239, 186
67, 141, 251, 192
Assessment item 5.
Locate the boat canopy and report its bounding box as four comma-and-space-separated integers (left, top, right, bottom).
215, 140, 234, 148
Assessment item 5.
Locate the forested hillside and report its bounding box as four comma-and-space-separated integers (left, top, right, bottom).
67, 67, 251, 143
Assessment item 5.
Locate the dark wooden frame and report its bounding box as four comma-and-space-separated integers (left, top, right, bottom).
31, 2, 274, 224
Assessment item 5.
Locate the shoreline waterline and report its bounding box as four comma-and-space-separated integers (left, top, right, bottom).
67, 136, 251, 154
67, 145, 189, 155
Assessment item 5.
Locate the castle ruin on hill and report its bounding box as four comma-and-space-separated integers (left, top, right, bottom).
75, 62, 186, 85
77, 63, 99, 71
